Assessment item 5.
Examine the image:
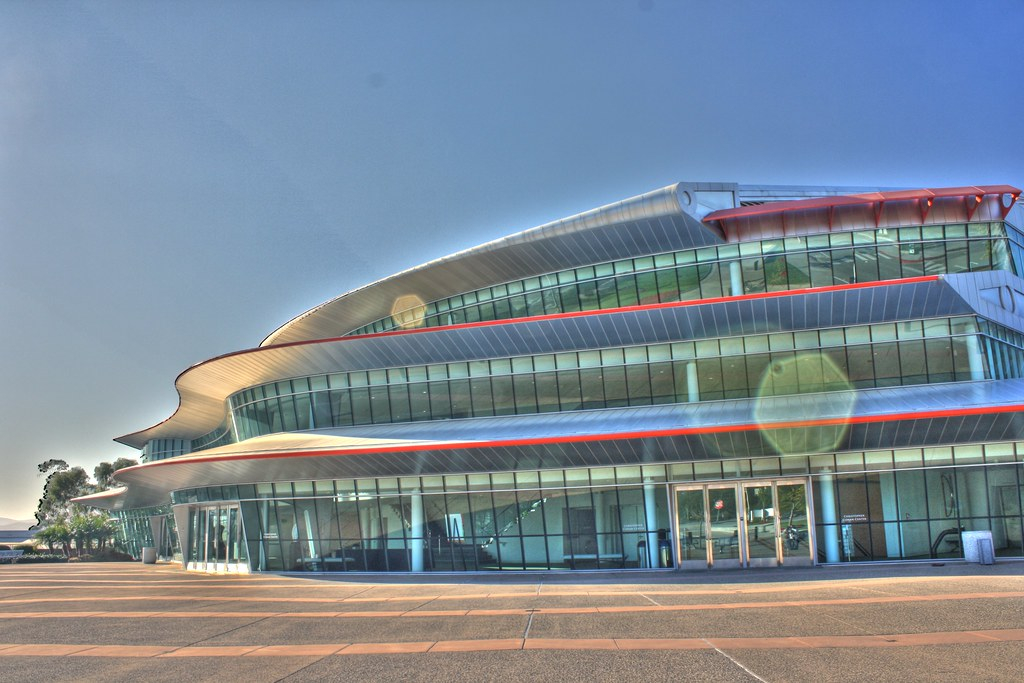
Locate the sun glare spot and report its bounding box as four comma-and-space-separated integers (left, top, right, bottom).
390, 294, 427, 329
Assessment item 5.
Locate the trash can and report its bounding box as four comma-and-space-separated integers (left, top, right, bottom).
141, 547, 157, 564
960, 531, 995, 564
658, 541, 672, 568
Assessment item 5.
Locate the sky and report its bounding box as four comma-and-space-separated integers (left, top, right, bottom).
1, 1, 1022, 523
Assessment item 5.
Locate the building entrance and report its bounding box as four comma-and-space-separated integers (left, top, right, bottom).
673, 478, 815, 569
184, 503, 249, 572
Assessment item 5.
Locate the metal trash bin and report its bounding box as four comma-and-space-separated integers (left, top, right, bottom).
961, 531, 995, 564
658, 540, 672, 568
141, 547, 157, 564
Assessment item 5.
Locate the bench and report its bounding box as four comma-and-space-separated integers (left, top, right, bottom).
0, 550, 24, 563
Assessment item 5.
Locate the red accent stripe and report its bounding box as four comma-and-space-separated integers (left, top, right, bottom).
126, 402, 1024, 472
118, 275, 942, 444
273, 276, 941, 346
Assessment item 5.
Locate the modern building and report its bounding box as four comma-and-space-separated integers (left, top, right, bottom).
80, 181, 1024, 574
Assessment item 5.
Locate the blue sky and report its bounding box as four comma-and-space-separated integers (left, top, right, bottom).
1, 1, 1022, 521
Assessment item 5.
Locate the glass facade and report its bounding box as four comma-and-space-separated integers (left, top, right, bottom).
349, 222, 1014, 337
112, 506, 176, 560
228, 316, 1024, 442
169, 443, 1024, 571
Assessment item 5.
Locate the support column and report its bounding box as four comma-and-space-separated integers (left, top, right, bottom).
729, 260, 743, 297
817, 470, 841, 563
879, 473, 901, 558
966, 334, 986, 381
409, 492, 425, 572
643, 482, 660, 569
686, 362, 699, 403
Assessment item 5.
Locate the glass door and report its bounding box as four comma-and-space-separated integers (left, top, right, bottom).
743, 483, 778, 567
673, 478, 814, 569
185, 504, 248, 573
778, 481, 812, 566
675, 488, 707, 568
707, 485, 741, 568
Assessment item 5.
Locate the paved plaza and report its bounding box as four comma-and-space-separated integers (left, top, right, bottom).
1, 562, 1022, 682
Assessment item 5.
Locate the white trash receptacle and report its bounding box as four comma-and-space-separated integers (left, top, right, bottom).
960, 531, 994, 564
141, 547, 157, 564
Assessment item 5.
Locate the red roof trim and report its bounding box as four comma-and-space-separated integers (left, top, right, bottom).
704, 185, 1021, 224
123, 403, 1024, 472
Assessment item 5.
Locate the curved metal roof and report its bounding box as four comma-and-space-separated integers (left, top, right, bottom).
116, 274, 980, 448
260, 182, 725, 347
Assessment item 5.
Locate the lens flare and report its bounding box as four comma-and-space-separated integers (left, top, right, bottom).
390, 294, 427, 330
753, 353, 856, 455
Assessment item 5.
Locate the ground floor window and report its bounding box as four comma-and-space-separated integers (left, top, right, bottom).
238, 482, 670, 572
813, 464, 1023, 561
168, 446, 1024, 572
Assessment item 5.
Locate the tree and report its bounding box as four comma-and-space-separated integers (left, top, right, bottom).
94, 457, 138, 490
35, 522, 72, 557
34, 465, 93, 528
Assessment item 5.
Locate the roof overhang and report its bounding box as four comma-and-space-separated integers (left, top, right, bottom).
96, 379, 1024, 510
260, 182, 727, 347
704, 185, 1021, 242
117, 273, 987, 448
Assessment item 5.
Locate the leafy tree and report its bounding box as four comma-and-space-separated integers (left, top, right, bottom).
38, 459, 69, 474
34, 466, 93, 528
94, 457, 138, 490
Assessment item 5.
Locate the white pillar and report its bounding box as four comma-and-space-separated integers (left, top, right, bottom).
879, 473, 901, 558
818, 470, 841, 563
729, 261, 743, 297
303, 509, 317, 559
259, 501, 268, 571
643, 482, 660, 568
409, 492, 424, 572
686, 362, 699, 403
966, 334, 985, 380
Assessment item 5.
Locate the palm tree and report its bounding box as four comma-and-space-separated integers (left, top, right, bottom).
34, 523, 72, 557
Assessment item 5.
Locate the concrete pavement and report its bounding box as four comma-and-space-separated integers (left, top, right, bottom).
1, 561, 1022, 681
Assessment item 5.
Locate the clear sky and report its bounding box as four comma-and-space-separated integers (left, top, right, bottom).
1, 1, 1022, 522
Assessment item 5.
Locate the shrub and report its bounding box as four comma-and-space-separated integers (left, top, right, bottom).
81, 549, 134, 562
15, 554, 67, 564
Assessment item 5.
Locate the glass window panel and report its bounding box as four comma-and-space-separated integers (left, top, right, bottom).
512, 375, 537, 414
579, 367, 605, 409
557, 370, 582, 410
491, 376, 515, 416
649, 362, 676, 403
449, 379, 471, 418
469, 377, 494, 417
876, 244, 902, 280
602, 366, 628, 408
625, 364, 653, 405
535, 372, 560, 412
388, 384, 411, 423
428, 382, 452, 420
898, 340, 927, 384
368, 386, 391, 424
409, 383, 431, 420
